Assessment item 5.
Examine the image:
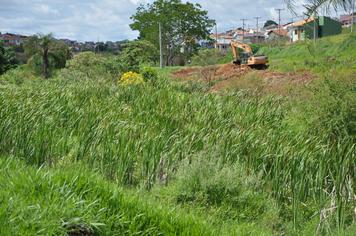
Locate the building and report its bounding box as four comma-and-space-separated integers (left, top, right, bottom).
198, 36, 215, 49
215, 34, 235, 51
288, 16, 341, 42
0, 33, 27, 46
266, 29, 289, 41
340, 14, 356, 27
235, 32, 265, 43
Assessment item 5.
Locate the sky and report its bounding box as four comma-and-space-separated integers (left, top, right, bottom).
0, 0, 347, 42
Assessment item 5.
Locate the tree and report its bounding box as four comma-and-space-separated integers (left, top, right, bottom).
130, 0, 215, 66
23, 34, 71, 78
40, 35, 51, 78
0, 42, 18, 75
263, 20, 278, 28
118, 40, 158, 72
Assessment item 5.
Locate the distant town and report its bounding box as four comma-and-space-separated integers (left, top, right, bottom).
204, 13, 355, 51
0, 33, 129, 54
1, 13, 355, 54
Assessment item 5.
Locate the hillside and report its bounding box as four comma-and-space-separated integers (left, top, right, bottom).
0, 33, 355, 235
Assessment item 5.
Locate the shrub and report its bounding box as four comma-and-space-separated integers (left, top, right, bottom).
0, 43, 18, 75
140, 67, 158, 82
63, 52, 122, 80
168, 158, 279, 223
118, 40, 158, 73
0, 65, 38, 85
119, 71, 144, 86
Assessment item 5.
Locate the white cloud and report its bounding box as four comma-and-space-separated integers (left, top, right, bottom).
33, 4, 59, 15
1, 0, 342, 41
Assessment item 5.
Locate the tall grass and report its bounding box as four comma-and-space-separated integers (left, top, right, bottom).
0, 74, 354, 233
0, 157, 214, 235
0, 33, 355, 234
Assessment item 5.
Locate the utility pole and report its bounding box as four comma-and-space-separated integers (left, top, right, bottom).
254, 17, 261, 43
290, 17, 295, 43
96, 37, 100, 54
313, 12, 317, 44
275, 8, 284, 45
351, 0, 355, 33
275, 8, 284, 36
159, 22, 163, 68
241, 18, 247, 42
215, 23, 218, 49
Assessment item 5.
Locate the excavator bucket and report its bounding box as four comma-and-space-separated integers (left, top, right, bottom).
232, 59, 242, 65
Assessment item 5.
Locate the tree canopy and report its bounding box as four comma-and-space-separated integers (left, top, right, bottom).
263, 20, 278, 28
119, 40, 158, 73
23, 34, 71, 78
0, 42, 18, 75
285, 0, 353, 15
130, 0, 215, 66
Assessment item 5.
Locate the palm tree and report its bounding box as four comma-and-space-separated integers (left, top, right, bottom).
40, 35, 52, 79
285, 0, 353, 15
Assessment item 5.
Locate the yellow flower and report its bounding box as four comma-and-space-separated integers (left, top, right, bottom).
119, 72, 144, 86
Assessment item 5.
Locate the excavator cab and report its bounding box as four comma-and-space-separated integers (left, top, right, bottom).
231, 40, 268, 69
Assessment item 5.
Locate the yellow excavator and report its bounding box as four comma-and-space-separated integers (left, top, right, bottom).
230, 40, 268, 69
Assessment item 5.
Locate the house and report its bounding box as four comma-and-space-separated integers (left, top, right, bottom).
340, 14, 356, 27
0, 33, 27, 46
282, 22, 294, 30
215, 34, 235, 51
288, 16, 341, 42
266, 29, 290, 41
198, 35, 215, 49
234, 32, 265, 43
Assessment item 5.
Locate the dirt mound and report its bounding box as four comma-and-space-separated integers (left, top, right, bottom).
215, 64, 251, 79
173, 64, 252, 81
172, 67, 200, 79
171, 64, 315, 94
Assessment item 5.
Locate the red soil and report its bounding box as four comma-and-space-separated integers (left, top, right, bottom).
172, 64, 315, 94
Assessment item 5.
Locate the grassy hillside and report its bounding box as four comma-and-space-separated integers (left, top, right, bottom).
0, 158, 214, 236
259, 33, 356, 74
0, 33, 355, 235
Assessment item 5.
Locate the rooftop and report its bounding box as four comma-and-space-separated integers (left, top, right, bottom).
290, 17, 315, 27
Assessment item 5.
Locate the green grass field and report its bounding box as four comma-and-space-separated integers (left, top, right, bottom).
0, 33, 355, 235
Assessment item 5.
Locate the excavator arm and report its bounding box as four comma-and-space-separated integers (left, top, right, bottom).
230, 40, 253, 65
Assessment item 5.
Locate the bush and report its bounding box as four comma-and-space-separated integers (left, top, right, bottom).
119, 71, 144, 86
168, 158, 279, 223
118, 40, 158, 73
140, 67, 158, 82
62, 52, 122, 80
0, 43, 18, 75
0, 65, 38, 85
